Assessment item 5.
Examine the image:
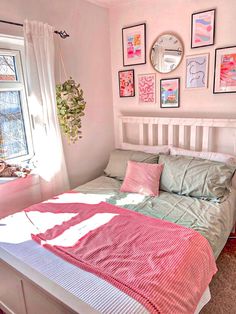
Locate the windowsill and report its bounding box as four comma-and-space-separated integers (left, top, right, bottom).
0, 173, 40, 192
0, 173, 41, 218
0, 177, 18, 185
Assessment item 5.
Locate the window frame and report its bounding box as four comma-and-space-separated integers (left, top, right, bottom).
0, 44, 34, 164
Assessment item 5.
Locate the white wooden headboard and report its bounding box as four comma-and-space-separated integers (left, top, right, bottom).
118, 116, 236, 155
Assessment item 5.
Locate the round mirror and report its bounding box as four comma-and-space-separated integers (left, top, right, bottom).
150, 33, 184, 73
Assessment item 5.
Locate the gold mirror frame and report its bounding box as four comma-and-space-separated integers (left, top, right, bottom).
150, 33, 184, 74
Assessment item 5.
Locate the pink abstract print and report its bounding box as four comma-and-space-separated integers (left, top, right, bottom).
195, 16, 212, 43
127, 33, 141, 59
162, 81, 178, 103
123, 24, 146, 66
138, 74, 155, 103
220, 54, 236, 87
119, 70, 134, 97
192, 10, 215, 47
161, 78, 179, 108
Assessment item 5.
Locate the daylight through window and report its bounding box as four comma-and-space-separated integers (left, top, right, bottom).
0, 48, 33, 163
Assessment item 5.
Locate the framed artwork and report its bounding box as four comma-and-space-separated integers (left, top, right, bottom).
185, 53, 209, 89
138, 73, 156, 104
191, 9, 215, 48
213, 46, 236, 94
118, 69, 135, 97
122, 23, 146, 66
160, 78, 180, 108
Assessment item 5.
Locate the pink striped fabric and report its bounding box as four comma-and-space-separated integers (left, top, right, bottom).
29, 201, 217, 314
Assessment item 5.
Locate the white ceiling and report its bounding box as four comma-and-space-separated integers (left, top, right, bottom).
87, 0, 136, 8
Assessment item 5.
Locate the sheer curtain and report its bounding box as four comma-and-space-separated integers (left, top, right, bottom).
23, 20, 69, 199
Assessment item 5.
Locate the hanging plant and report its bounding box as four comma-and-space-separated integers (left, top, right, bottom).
56, 78, 86, 143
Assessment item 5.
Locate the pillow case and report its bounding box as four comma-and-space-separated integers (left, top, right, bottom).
159, 154, 236, 200
121, 143, 170, 155
104, 149, 158, 181
170, 147, 236, 165
120, 161, 163, 196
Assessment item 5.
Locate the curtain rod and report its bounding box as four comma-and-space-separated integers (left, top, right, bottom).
0, 19, 69, 39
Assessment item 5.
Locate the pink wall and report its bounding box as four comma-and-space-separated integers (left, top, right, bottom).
0, 0, 114, 189
109, 0, 236, 145
1, 0, 236, 205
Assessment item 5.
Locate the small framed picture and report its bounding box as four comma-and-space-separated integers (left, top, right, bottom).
185, 53, 209, 89
213, 46, 236, 94
138, 73, 156, 104
160, 78, 180, 108
191, 9, 215, 48
122, 23, 146, 66
118, 69, 135, 97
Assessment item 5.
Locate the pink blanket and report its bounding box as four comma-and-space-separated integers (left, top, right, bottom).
28, 201, 217, 314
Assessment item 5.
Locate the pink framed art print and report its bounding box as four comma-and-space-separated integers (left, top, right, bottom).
191, 9, 215, 48
122, 23, 146, 66
213, 46, 236, 94
138, 73, 156, 104
118, 69, 135, 97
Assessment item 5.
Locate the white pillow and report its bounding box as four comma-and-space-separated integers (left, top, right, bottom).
120, 143, 170, 155
170, 147, 236, 165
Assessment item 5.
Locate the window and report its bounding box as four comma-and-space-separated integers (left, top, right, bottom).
0, 44, 33, 163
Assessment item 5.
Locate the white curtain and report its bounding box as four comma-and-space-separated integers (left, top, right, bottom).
23, 20, 69, 199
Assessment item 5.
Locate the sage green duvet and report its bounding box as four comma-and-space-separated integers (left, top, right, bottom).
75, 175, 236, 259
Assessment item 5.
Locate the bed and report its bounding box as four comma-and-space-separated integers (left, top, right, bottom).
1, 116, 236, 314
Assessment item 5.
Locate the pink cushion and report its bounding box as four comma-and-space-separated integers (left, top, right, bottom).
120, 161, 163, 196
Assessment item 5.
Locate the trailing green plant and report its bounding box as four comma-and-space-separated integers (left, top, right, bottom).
56, 78, 86, 143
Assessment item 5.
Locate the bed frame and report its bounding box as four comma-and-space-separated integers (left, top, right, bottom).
118, 115, 236, 154
1, 115, 236, 314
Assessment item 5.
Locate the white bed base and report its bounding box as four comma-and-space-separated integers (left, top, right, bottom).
0, 249, 97, 314
118, 115, 236, 154
2, 115, 236, 314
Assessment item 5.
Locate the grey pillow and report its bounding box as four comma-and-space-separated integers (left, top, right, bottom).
158, 154, 236, 200
104, 149, 158, 181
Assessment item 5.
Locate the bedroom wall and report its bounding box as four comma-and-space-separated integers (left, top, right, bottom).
0, 0, 114, 189
109, 0, 236, 147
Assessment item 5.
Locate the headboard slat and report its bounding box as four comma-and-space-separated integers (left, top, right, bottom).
190, 125, 197, 151
148, 124, 154, 145
179, 125, 185, 148
158, 124, 163, 145
202, 126, 210, 152
168, 124, 174, 146
139, 123, 144, 145
119, 119, 124, 145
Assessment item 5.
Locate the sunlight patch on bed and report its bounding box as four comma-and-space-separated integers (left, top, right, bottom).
43, 192, 115, 204
25, 212, 78, 233
115, 193, 146, 206
0, 212, 36, 243
42, 213, 118, 247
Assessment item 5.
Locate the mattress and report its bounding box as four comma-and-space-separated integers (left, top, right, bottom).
1, 175, 235, 313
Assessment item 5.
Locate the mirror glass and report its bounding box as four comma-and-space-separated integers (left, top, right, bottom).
150, 34, 184, 73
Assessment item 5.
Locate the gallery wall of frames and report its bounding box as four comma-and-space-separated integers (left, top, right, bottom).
117, 7, 236, 109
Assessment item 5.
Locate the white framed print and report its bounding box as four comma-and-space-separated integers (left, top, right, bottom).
185, 53, 209, 89
138, 73, 156, 104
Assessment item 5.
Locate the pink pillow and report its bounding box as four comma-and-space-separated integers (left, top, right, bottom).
120, 161, 163, 196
